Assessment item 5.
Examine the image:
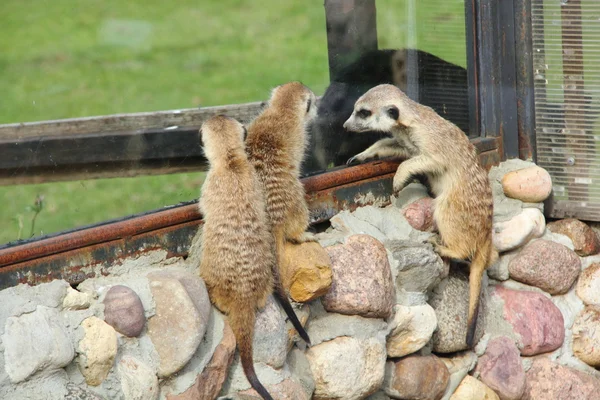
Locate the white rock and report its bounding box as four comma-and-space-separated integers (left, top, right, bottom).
492, 208, 545, 252
253, 296, 288, 369
2, 306, 74, 383
62, 287, 91, 310
386, 304, 437, 357
306, 336, 386, 400
450, 375, 499, 400
440, 352, 478, 400
118, 355, 159, 400
78, 316, 118, 386
576, 263, 600, 306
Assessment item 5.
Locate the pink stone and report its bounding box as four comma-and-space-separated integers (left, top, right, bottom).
493, 286, 564, 356
547, 218, 600, 256
508, 239, 581, 295
525, 358, 600, 399
403, 197, 436, 231
323, 234, 395, 319
103, 285, 146, 337
474, 336, 526, 400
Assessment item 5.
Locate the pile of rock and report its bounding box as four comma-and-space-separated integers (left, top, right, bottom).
0, 158, 600, 400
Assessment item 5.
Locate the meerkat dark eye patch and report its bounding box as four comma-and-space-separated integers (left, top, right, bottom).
357, 109, 372, 119
387, 106, 399, 120
306, 98, 312, 113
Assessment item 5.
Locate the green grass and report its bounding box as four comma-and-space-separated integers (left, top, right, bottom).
0, 0, 466, 244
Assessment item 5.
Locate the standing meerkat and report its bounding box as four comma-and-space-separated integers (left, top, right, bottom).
245, 81, 318, 333
343, 84, 498, 347
198, 115, 276, 400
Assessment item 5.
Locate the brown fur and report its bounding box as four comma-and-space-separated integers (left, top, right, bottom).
245, 82, 317, 344
198, 115, 275, 400
344, 84, 498, 347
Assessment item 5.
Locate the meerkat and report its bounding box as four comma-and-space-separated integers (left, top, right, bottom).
198, 115, 276, 400
245, 82, 317, 340
343, 84, 498, 347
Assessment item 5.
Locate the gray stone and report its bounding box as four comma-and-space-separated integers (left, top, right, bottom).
253, 296, 288, 369
329, 210, 388, 243
2, 305, 74, 383
287, 348, 316, 399
0, 371, 70, 400
386, 240, 448, 293
307, 336, 386, 400
487, 251, 515, 281
353, 205, 433, 242
429, 269, 486, 353
222, 355, 289, 394
394, 182, 430, 208
103, 285, 146, 337
147, 273, 204, 377
118, 355, 159, 400
65, 383, 106, 399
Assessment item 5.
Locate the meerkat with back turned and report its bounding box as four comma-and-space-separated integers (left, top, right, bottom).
343, 84, 498, 347
245, 81, 318, 321
198, 115, 277, 400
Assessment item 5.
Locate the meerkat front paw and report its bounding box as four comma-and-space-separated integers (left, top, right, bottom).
393, 172, 409, 193
288, 232, 317, 244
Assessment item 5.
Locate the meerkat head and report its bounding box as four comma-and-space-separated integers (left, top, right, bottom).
268, 81, 318, 124
200, 115, 247, 164
343, 84, 417, 133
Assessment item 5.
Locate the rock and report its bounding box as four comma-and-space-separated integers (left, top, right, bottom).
118, 355, 159, 400
383, 355, 450, 400
395, 182, 431, 208
577, 263, 600, 305
103, 285, 146, 337
547, 218, 600, 256
167, 321, 236, 400
493, 208, 545, 252
474, 336, 526, 400
323, 234, 395, 318
253, 296, 288, 369
78, 316, 118, 386
386, 304, 437, 357
524, 357, 600, 399
450, 376, 500, 400
238, 378, 309, 400
430, 269, 485, 353
287, 304, 310, 350
65, 383, 106, 400
572, 305, 600, 367
508, 239, 581, 295
439, 352, 478, 400
486, 252, 515, 282
501, 165, 552, 203
493, 286, 564, 355
306, 336, 386, 400
287, 348, 316, 399
352, 205, 432, 242
2, 306, 74, 383
147, 274, 204, 377
62, 287, 91, 310
386, 240, 448, 293
403, 197, 436, 231
281, 241, 333, 302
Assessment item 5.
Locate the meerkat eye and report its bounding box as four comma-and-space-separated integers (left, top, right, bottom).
306, 98, 312, 113
357, 109, 372, 119
387, 106, 399, 120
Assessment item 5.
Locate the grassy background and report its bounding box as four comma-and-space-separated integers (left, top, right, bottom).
0, 0, 466, 244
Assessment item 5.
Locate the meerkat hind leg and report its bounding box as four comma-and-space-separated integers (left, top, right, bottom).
288, 231, 317, 244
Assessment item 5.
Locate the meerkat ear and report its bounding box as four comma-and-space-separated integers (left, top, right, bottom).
387, 106, 399, 121
306, 97, 312, 113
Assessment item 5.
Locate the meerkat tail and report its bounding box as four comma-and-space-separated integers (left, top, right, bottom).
228, 306, 274, 400
273, 226, 311, 345
465, 245, 492, 347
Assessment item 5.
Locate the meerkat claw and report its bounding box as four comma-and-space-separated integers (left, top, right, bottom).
346, 155, 360, 165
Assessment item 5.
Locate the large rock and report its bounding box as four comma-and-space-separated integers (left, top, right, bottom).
493, 286, 564, 355
547, 218, 600, 256
493, 208, 545, 253
147, 273, 205, 377
386, 240, 448, 294
430, 269, 485, 353
383, 355, 450, 400
524, 357, 600, 399
386, 304, 437, 357
576, 263, 600, 305
103, 285, 146, 337
323, 234, 395, 318
450, 376, 500, 400
474, 336, 526, 400
118, 355, 159, 400
403, 197, 436, 232
2, 306, 74, 383
572, 305, 600, 367
166, 321, 236, 400
253, 296, 288, 369
281, 241, 333, 303
306, 336, 386, 400
501, 165, 552, 203
78, 316, 118, 386
508, 239, 581, 295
